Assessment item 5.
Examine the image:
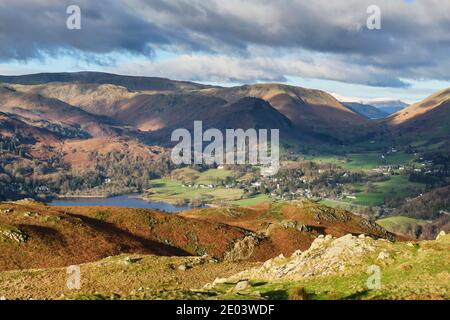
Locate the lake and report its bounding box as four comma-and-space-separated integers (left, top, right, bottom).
50, 194, 193, 213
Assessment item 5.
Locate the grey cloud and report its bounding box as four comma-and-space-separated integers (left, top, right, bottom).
111, 52, 411, 88
0, 0, 168, 60
0, 0, 449, 87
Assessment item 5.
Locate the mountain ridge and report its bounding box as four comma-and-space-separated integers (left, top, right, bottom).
2, 72, 382, 144
1, 72, 449, 149
385, 87, 450, 145
0, 71, 213, 92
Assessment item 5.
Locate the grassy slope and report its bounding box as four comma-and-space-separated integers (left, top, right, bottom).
319, 199, 365, 211
204, 234, 450, 300
2, 234, 447, 300
0, 254, 257, 300
231, 194, 271, 206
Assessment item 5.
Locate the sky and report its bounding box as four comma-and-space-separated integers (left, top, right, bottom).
0, 0, 449, 103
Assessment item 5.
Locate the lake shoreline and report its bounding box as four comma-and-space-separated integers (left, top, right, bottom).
49, 193, 195, 213
56, 195, 111, 199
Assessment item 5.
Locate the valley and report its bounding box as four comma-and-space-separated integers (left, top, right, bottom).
0, 72, 449, 300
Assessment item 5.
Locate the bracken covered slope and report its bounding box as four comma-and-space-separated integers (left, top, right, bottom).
0, 200, 396, 271
180, 200, 400, 258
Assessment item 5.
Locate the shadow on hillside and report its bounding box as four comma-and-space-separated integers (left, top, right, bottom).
18, 224, 68, 247
66, 213, 190, 257
341, 290, 371, 300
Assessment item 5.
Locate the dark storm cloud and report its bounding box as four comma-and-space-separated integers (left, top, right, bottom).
0, 0, 170, 61
0, 0, 449, 87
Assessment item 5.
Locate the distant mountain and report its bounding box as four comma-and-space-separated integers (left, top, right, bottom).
0, 71, 211, 92
342, 102, 389, 119
10, 83, 294, 141
386, 87, 450, 145
369, 99, 408, 115
134, 96, 298, 143
202, 83, 382, 143
333, 93, 408, 116
2, 73, 383, 144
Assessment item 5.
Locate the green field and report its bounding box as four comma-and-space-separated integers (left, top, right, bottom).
319, 199, 366, 211
169, 167, 235, 184
196, 169, 235, 184
147, 152, 424, 208
376, 216, 430, 235
231, 194, 271, 206
322, 175, 426, 207
142, 168, 275, 207
344, 176, 425, 206
305, 151, 416, 171
143, 178, 244, 205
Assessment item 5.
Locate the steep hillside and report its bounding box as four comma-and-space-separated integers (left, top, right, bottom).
0, 84, 117, 138
60, 137, 165, 168
386, 88, 450, 145
112, 93, 227, 132
202, 84, 383, 143
0, 112, 59, 146
151, 97, 295, 137
0, 84, 174, 200
115, 95, 296, 143
392, 185, 450, 220
204, 97, 294, 131
11, 83, 138, 117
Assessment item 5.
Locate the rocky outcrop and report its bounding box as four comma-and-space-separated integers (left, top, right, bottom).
211, 234, 392, 285
224, 235, 261, 261
0, 225, 28, 243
